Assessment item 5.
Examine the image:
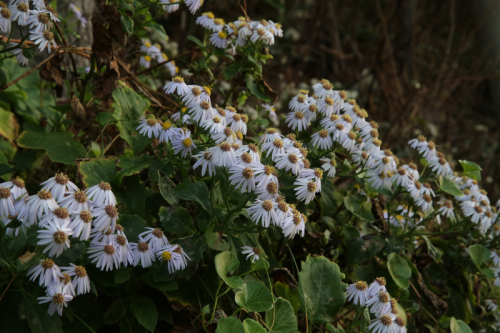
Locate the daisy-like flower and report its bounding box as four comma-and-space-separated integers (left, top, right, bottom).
250, 26, 274, 44
402, 163, 419, 181
91, 204, 118, 233
39, 207, 70, 228
139, 228, 169, 254
182, 85, 202, 104
86, 181, 116, 206
418, 140, 437, 158
210, 17, 225, 32
289, 94, 309, 111
273, 199, 290, 227
229, 165, 256, 193
241, 246, 261, 263
415, 194, 433, 212
37, 220, 73, 258
262, 103, 278, 120
212, 127, 235, 144
391, 167, 412, 188
9, 2, 30, 26
320, 157, 337, 178
27, 9, 52, 33
58, 190, 89, 213
247, 199, 277, 228
173, 129, 197, 158
366, 291, 392, 317
69, 205, 92, 237
294, 178, 317, 204
49, 272, 76, 297
491, 251, 500, 266
41, 173, 79, 202
341, 131, 357, 152
157, 244, 189, 273
28, 259, 60, 287
69, 4, 87, 27
137, 116, 162, 139
190, 100, 214, 123
346, 281, 369, 306
367, 171, 392, 191
0, 187, 15, 218
317, 96, 337, 117
406, 180, 423, 199
210, 143, 237, 167
25, 190, 59, 226
114, 234, 134, 267
0, 7, 12, 33
437, 199, 454, 218
237, 144, 261, 163
202, 115, 225, 134
130, 238, 155, 268
193, 150, 216, 177
282, 212, 306, 238
428, 154, 453, 177
486, 299, 499, 312
394, 317, 407, 333
158, 119, 178, 144
210, 30, 230, 48
37, 284, 73, 316
462, 202, 484, 223
262, 138, 285, 161
61, 264, 90, 295
275, 153, 304, 175
196, 12, 215, 29
88, 242, 121, 271
285, 110, 308, 131
368, 277, 387, 297
408, 135, 427, 149
311, 130, 332, 150
1, 177, 27, 200
184, 0, 203, 13
260, 128, 283, 144
227, 113, 245, 133
236, 152, 256, 167
31, 29, 57, 52
163, 76, 189, 95
160, 0, 180, 12
368, 313, 398, 333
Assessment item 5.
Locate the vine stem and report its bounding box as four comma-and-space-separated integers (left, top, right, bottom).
67, 308, 96, 333
0, 273, 17, 302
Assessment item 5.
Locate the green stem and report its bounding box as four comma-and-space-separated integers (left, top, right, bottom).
67, 308, 96, 333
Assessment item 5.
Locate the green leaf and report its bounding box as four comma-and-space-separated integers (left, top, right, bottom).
112, 86, 150, 155
158, 171, 179, 206
129, 297, 157, 332
187, 35, 207, 53
96, 112, 116, 125
326, 323, 345, 333
18, 297, 63, 333
115, 154, 152, 185
298, 256, 347, 324
175, 179, 212, 213
115, 268, 131, 284
245, 75, 271, 102
146, 280, 179, 291
215, 251, 243, 288
223, 62, 242, 80
469, 244, 490, 269
422, 236, 442, 263
103, 298, 129, 325
243, 319, 267, 333
235, 282, 274, 312
121, 15, 134, 34
119, 214, 148, 241
0, 107, 16, 142
254, 118, 269, 127
216, 316, 244, 333
265, 298, 298, 333
159, 207, 195, 236
274, 282, 300, 315
450, 317, 473, 333
16, 131, 86, 165
146, 21, 168, 40
439, 176, 463, 197
77, 157, 117, 188
387, 253, 411, 289
21, 48, 37, 60
459, 160, 482, 181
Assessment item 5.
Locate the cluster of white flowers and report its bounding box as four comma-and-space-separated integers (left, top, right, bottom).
195, 13, 283, 54
346, 278, 407, 333
160, 0, 203, 14
139, 39, 177, 76
0, 174, 190, 316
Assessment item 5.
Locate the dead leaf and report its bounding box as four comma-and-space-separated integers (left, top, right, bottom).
39, 53, 66, 87
417, 273, 448, 314
18, 251, 35, 264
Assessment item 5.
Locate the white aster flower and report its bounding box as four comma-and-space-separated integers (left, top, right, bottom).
275, 153, 304, 175
1, 177, 27, 200
41, 173, 79, 202
139, 228, 169, 254
160, 0, 180, 12
49, 272, 76, 297
341, 131, 357, 152
282, 212, 306, 238
262, 138, 285, 161
247, 199, 277, 228
114, 234, 134, 267
273, 198, 290, 227
210, 17, 226, 32
70, 210, 93, 241
137, 117, 162, 139
27, 9, 52, 33
241, 246, 261, 263
437, 199, 454, 218
157, 244, 189, 273
89, 227, 117, 244
294, 178, 318, 204
229, 165, 256, 193
61, 264, 90, 295
0, 187, 15, 218
37, 284, 73, 316
401, 163, 419, 181
250, 26, 274, 44
0, 6, 13, 33
189, 100, 214, 123
391, 167, 412, 188
202, 115, 225, 134
417, 140, 437, 159
366, 291, 392, 317
346, 281, 369, 306
368, 277, 387, 297
486, 299, 499, 312
212, 127, 236, 144
317, 96, 337, 117
368, 313, 398, 333
39, 207, 71, 228
69, 4, 87, 27
28, 258, 61, 287
255, 180, 279, 201
227, 113, 245, 133
262, 103, 278, 120
37, 220, 73, 258
130, 238, 155, 268
185, 0, 203, 13
59, 190, 89, 213
288, 94, 309, 112
196, 12, 215, 29
259, 128, 283, 144
462, 202, 484, 224
31, 29, 57, 52
210, 30, 230, 48
415, 194, 433, 212
253, 165, 278, 189
408, 135, 427, 149
428, 154, 453, 177
172, 129, 197, 158
85, 181, 116, 206
210, 143, 237, 167
406, 181, 423, 199
91, 204, 118, 233
158, 119, 179, 144
311, 130, 332, 150
25, 190, 59, 226
285, 110, 308, 131
193, 150, 216, 177
88, 242, 121, 271
320, 158, 337, 178
163, 76, 189, 95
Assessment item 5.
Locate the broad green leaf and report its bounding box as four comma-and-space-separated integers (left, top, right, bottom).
120, 175, 146, 215
175, 179, 212, 213
298, 256, 347, 324
469, 244, 490, 269
158, 171, 179, 206
215, 251, 243, 288
216, 316, 244, 333
96, 112, 116, 125
119, 214, 148, 241
422, 236, 442, 263
146, 21, 168, 40
112, 86, 150, 155
459, 160, 482, 172
245, 75, 271, 102
187, 35, 207, 53
0, 107, 16, 142
387, 253, 411, 289
450, 317, 473, 333
274, 282, 300, 315
439, 176, 463, 197
129, 297, 157, 332
103, 298, 129, 325
115, 268, 131, 284
265, 297, 297, 333
77, 157, 117, 188
160, 207, 195, 236
223, 62, 242, 80
115, 154, 152, 185
17, 131, 86, 165
346, 237, 386, 264
18, 297, 63, 333
235, 282, 274, 312
243, 319, 266, 333
120, 15, 134, 34
480, 268, 495, 278
326, 323, 345, 333
254, 118, 269, 127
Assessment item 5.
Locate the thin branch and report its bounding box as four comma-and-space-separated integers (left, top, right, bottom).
0, 274, 18, 302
